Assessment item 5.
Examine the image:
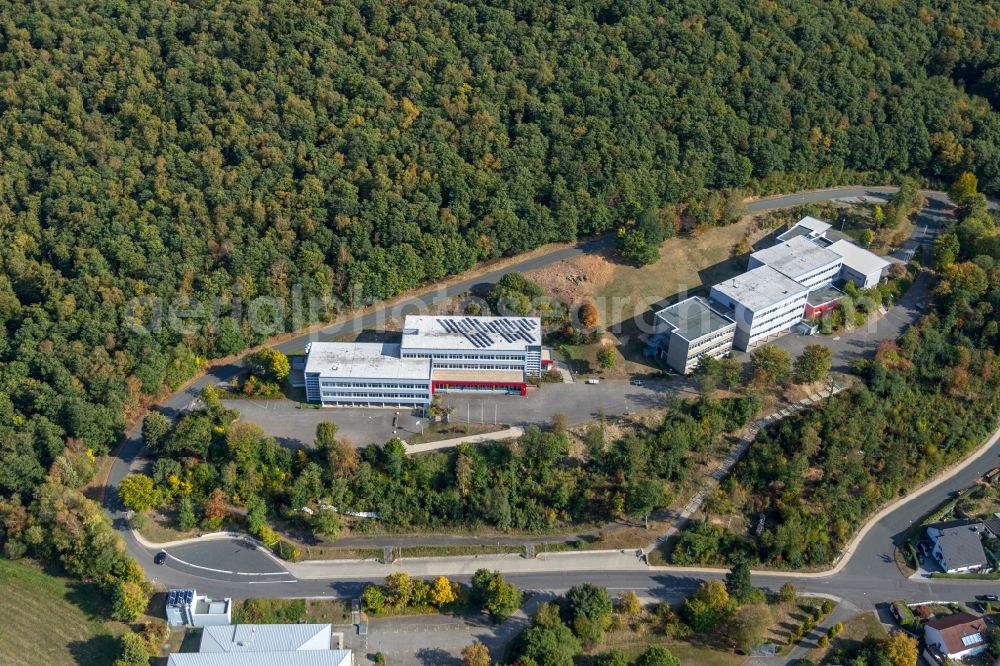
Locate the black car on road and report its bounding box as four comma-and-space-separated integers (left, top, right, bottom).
154, 551, 167, 565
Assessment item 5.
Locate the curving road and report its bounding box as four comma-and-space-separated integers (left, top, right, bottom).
105, 186, 1000, 617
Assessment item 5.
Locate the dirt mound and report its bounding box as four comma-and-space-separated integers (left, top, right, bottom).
526, 251, 615, 303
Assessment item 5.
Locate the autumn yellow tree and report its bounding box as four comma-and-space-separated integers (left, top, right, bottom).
460, 641, 491, 666
430, 576, 457, 606
881, 631, 917, 666
618, 590, 642, 618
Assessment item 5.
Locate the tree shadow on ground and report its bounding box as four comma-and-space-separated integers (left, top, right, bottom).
68, 635, 120, 666
415, 647, 461, 665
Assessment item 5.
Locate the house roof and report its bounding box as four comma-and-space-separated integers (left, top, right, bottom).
827, 239, 891, 277
654, 297, 735, 342
199, 624, 332, 653
982, 513, 1000, 537
926, 612, 987, 655
750, 236, 842, 282
929, 522, 989, 571
304, 342, 431, 381
167, 651, 352, 666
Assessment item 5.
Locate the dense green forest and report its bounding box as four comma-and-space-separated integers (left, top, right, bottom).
3, 0, 1000, 611
673, 185, 1000, 568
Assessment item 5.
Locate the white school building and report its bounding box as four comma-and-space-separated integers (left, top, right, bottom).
303, 316, 552, 406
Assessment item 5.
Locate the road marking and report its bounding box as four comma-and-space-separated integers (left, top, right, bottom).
166, 553, 291, 577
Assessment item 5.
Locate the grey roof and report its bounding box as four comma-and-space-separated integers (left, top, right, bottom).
827, 239, 891, 277
795, 216, 832, 234
983, 513, 1000, 537
806, 285, 844, 307
401, 315, 542, 351
200, 624, 332, 653
304, 342, 431, 381
168, 651, 352, 666
930, 522, 989, 570
711, 265, 809, 312
750, 236, 842, 282
775, 225, 813, 242
655, 297, 735, 342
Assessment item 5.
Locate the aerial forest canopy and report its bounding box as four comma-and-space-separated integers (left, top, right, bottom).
2, 0, 1000, 495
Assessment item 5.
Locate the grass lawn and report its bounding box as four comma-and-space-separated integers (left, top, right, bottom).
0, 558, 120, 666
583, 628, 745, 666
806, 611, 886, 663
762, 597, 825, 647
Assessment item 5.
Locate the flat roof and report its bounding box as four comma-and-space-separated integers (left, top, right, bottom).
806, 285, 844, 307
401, 315, 542, 351
711, 265, 808, 312
827, 239, 891, 276
750, 236, 842, 281
776, 225, 813, 242
655, 297, 735, 342
795, 216, 832, 234
304, 342, 430, 380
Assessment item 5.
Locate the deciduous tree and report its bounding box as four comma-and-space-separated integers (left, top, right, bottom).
794, 345, 832, 384
119, 474, 159, 512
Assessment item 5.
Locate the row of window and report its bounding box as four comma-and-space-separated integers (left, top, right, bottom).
319, 381, 429, 389
434, 363, 523, 371
747, 316, 802, 344
320, 391, 428, 400
686, 338, 734, 364
749, 299, 807, 331
686, 327, 735, 350
402, 352, 526, 361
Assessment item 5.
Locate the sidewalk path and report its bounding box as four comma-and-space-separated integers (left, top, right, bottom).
403, 426, 524, 454
645, 383, 846, 553
288, 549, 646, 580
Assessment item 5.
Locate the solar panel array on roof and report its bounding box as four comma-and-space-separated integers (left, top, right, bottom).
437, 317, 536, 348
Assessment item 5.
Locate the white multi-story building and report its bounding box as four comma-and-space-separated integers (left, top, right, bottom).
826, 239, 891, 288
303, 316, 552, 406
710, 265, 809, 350
303, 342, 432, 407
748, 235, 843, 292
653, 297, 736, 373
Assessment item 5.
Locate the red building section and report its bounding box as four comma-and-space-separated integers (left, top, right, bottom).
804, 297, 841, 319
431, 380, 527, 396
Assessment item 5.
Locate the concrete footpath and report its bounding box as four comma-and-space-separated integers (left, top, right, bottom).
646, 383, 845, 552
403, 426, 524, 454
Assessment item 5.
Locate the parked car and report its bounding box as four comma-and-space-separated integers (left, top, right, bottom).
585, 378, 600, 385
630, 379, 644, 386
977, 594, 999, 601
154, 551, 167, 565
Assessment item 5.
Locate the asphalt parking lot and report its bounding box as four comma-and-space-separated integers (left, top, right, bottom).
222, 378, 697, 448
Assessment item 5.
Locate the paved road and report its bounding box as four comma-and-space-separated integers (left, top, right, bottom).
106, 186, 1000, 661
